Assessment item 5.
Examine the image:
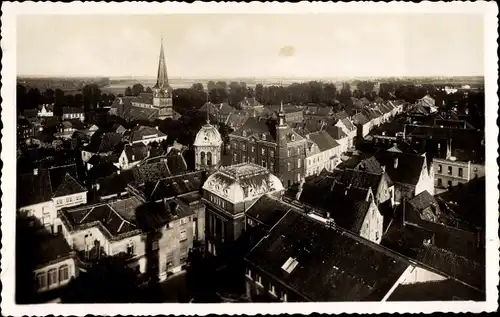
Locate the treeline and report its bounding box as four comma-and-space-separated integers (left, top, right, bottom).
17, 83, 114, 116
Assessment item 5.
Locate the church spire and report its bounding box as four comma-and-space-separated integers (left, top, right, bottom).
154, 35, 169, 89
206, 91, 210, 124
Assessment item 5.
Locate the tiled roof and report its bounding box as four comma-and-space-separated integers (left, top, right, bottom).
324, 126, 347, 140
340, 118, 355, 131
227, 111, 250, 130
144, 171, 205, 202
32, 232, 73, 268
165, 152, 188, 175
60, 197, 142, 240
130, 125, 166, 142
331, 168, 390, 194
245, 210, 409, 301
52, 173, 87, 198
124, 143, 148, 162
374, 152, 426, 186
388, 279, 485, 301
62, 107, 84, 114
17, 169, 53, 207
298, 174, 372, 232
85, 131, 123, 153
130, 93, 154, 105
246, 195, 291, 230
231, 117, 277, 142
354, 156, 385, 175
124, 106, 158, 121
407, 191, 442, 223
132, 160, 171, 185
352, 112, 370, 125
307, 131, 340, 152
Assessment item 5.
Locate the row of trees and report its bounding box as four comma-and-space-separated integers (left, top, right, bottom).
17, 84, 115, 116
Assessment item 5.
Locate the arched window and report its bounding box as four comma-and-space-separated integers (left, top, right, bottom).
207, 152, 213, 166
59, 264, 69, 282
36, 272, 47, 291
200, 152, 206, 165
48, 268, 58, 286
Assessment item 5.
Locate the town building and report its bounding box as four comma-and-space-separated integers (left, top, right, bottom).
126, 125, 168, 146
17, 164, 87, 234
109, 38, 173, 121
62, 107, 85, 122
229, 102, 307, 188
295, 172, 384, 244
37, 104, 54, 118
198, 101, 233, 125
244, 209, 466, 302
304, 130, 340, 176
193, 115, 223, 172
374, 151, 434, 204
115, 143, 149, 170
202, 163, 284, 257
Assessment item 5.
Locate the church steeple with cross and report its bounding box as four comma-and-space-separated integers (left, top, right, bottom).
153, 35, 173, 119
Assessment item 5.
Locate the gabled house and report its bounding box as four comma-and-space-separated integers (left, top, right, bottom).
334, 117, 357, 149
62, 107, 85, 122
304, 131, 341, 176
375, 151, 434, 204
296, 172, 383, 243
127, 125, 168, 145
115, 143, 149, 170
17, 164, 87, 234
81, 131, 123, 163
37, 104, 54, 118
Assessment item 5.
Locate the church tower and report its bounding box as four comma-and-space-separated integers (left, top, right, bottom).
153, 37, 173, 120
193, 104, 223, 173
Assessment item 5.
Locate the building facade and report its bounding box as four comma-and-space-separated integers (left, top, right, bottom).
229, 103, 307, 188
193, 119, 223, 172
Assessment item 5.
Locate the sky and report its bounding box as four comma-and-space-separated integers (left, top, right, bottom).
17, 14, 484, 78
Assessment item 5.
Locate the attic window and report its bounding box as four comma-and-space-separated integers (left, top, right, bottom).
290, 134, 295, 141
242, 131, 247, 137
281, 257, 299, 274
261, 133, 266, 140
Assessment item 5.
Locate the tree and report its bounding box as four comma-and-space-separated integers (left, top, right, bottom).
145, 86, 153, 93
125, 86, 133, 96
191, 83, 204, 92
132, 83, 145, 96
255, 84, 264, 103
82, 84, 102, 111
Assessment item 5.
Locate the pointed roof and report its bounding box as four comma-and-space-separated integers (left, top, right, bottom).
153, 37, 169, 89
53, 173, 87, 198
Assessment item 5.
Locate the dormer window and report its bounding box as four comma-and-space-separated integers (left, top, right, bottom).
261, 133, 266, 140
290, 134, 295, 141
281, 257, 299, 274
242, 130, 247, 137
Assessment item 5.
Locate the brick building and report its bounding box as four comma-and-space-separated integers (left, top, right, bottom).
229, 102, 307, 188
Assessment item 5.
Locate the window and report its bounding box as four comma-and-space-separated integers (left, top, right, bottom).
281, 257, 299, 274
180, 229, 187, 241
251, 146, 255, 153
180, 218, 187, 225
36, 272, 47, 290
66, 197, 72, 203
42, 212, 51, 225
458, 168, 463, 177
242, 154, 246, 162
233, 153, 237, 162
262, 159, 267, 168
261, 148, 266, 155
127, 242, 135, 255
287, 148, 291, 157
270, 161, 275, 172
234, 142, 239, 150
48, 268, 58, 286
297, 158, 301, 168
375, 231, 379, 241
287, 162, 291, 172
447, 180, 452, 188
76, 195, 82, 201
448, 166, 452, 175
242, 144, 246, 151
251, 157, 255, 163
281, 292, 288, 302
152, 240, 159, 251
270, 150, 275, 157
256, 274, 263, 286
247, 218, 254, 226
437, 178, 442, 187
167, 252, 174, 268
269, 283, 277, 296
57, 199, 62, 205
246, 268, 252, 279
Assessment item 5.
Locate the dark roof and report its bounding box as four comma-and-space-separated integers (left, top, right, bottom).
52, 173, 87, 198
85, 131, 123, 153
130, 93, 154, 105
352, 112, 369, 125
124, 143, 148, 162
407, 190, 442, 223
307, 131, 340, 152
231, 117, 277, 142
381, 219, 485, 291
246, 195, 291, 230
23, 109, 39, 118
33, 232, 73, 268
144, 171, 205, 202
245, 210, 409, 301
298, 174, 372, 232
17, 169, 53, 207
17, 164, 82, 207
60, 197, 143, 240
388, 279, 485, 301
130, 125, 166, 142
331, 168, 392, 194
374, 152, 426, 186
324, 125, 347, 140
62, 107, 84, 114
123, 106, 158, 121
165, 152, 188, 175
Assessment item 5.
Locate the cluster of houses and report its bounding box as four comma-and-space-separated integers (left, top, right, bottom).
17, 82, 485, 303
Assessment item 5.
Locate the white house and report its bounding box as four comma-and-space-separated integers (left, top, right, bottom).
128, 125, 168, 145
37, 104, 54, 118
305, 131, 341, 177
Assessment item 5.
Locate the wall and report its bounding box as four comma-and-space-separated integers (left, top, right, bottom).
415, 161, 434, 196
33, 257, 76, 293
359, 201, 384, 244
18, 201, 57, 233
53, 192, 87, 210
400, 265, 447, 285
245, 265, 302, 302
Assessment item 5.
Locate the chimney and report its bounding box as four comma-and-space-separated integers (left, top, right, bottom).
33, 168, 38, 176
394, 157, 399, 169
